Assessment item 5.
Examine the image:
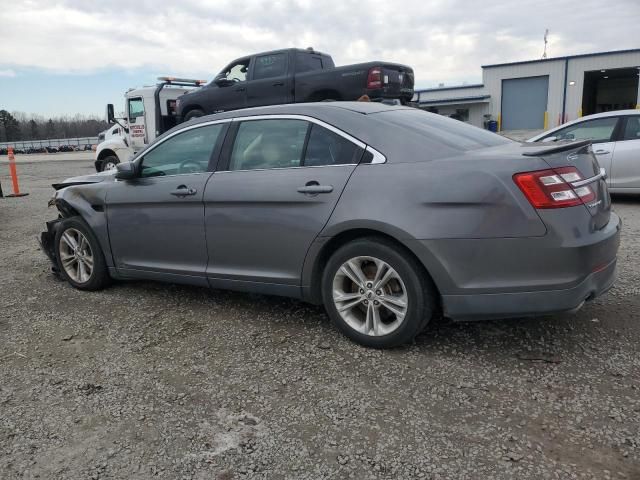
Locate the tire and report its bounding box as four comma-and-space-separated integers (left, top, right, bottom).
321, 237, 436, 348
102, 155, 119, 172
184, 109, 205, 122
54, 217, 110, 291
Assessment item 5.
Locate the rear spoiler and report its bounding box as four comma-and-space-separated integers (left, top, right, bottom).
520, 140, 592, 157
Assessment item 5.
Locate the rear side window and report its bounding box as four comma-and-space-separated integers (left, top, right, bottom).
548, 117, 618, 143
377, 109, 511, 151
304, 125, 360, 166
295, 53, 323, 73
622, 116, 640, 141
141, 124, 223, 177
229, 119, 308, 170
253, 53, 287, 80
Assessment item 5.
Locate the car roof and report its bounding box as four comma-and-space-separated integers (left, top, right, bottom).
528, 109, 639, 141
187, 101, 408, 124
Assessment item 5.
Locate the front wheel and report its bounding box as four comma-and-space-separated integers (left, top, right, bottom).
54, 217, 110, 291
101, 155, 119, 172
321, 238, 436, 348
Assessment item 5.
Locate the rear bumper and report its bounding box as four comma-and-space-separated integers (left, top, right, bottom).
418, 211, 621, 321
442, 258, 617, 321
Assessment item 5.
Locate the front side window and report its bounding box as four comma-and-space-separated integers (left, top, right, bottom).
218, 59, 250, 83
548, 117, 619, 143
304, 125, 361, 166
128, 98, 144, 121
622, 116, 640, 141
253, 53, 287, 80
229, 119, 308, 171
140, 124, 224, 177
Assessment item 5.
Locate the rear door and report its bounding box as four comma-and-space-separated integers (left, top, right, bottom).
611, 115, 640, 190
203, 116, 363, 287
246, 52, 292, 107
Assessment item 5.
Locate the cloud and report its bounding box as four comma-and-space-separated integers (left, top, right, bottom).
0, 0, 638, 86
0, 69, 16, 77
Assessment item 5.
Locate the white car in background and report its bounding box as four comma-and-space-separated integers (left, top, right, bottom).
528, 110, 640, 194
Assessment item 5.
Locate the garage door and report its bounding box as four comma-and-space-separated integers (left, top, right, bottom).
501, 76, 549, 130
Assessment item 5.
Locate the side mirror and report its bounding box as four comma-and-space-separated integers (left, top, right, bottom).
106, 104, 115, 124
214, 77, 233, 87
114, 161, 137, 180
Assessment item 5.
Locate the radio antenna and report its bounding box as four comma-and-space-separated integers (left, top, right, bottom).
542, 29, 549, 58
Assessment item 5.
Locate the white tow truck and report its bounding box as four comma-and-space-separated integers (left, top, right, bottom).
94, 77, 206, 171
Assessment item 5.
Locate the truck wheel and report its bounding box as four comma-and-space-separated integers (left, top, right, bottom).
102, 156, 119, 171
184, 109, 205, 121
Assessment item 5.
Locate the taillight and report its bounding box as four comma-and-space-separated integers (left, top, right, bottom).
513, 166, 595, 209
367, 67, 382, 89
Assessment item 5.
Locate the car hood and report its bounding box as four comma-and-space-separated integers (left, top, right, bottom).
52, 169, 116, 190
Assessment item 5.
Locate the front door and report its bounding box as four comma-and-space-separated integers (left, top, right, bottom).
107, 123, 227, 284
546, 116, 621, 186
209, 58, 251, 112
246, 52, 292, 107
611, 115, 640, 190
127, 96, 147, 152
203, 117, 363, 288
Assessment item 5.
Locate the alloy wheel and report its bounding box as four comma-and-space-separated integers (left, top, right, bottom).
332, 256, 409, 336
58, 228, 94, 283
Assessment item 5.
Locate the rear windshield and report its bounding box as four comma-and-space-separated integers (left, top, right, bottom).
375, 109, 512, 151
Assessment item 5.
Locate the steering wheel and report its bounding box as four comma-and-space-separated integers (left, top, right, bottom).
231, 77, 242, 82
179, 159, 203, 174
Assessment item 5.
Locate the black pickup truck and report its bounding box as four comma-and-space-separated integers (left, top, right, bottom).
176, 48, 414, 121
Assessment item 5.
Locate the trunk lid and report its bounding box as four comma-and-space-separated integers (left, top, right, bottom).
521, 141, 611, 229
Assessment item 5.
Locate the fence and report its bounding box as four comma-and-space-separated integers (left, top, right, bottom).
0, 137, 99, 149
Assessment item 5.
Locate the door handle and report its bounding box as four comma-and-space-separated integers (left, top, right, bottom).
595, 150, 610, 155
272, 81, 284, 87
170, 186, 197, 197
297, 183, 333, 195
234, 87, 246, 92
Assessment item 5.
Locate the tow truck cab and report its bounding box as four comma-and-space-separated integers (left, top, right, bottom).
94, 77, 206, 172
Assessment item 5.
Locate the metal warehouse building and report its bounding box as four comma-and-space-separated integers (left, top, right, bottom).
415, 48, 640, 133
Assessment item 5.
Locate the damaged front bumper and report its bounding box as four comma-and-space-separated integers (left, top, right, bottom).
38, 218, 62, 276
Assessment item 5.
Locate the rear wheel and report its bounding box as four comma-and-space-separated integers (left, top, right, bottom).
184, 109, 205, 122
54, 217, 110, 291
102, 155, 119, 171
321, 238, 436, 348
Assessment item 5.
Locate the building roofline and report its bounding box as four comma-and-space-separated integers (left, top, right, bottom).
482, 48, 640, 69
416, 83, 484, 93
418, 95, 490, 105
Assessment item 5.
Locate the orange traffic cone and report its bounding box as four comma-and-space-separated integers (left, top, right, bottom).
5, 147, 29, 198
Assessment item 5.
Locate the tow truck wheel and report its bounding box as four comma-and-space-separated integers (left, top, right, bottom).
184, 109, 205, 122
102, 156, 119, 172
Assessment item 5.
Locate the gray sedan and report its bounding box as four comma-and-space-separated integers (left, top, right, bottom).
41, 102, 620, 348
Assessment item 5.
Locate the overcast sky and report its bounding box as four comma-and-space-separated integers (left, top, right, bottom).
1, 0, 639, 116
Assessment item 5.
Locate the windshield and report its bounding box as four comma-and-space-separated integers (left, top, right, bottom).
375, 109, 512, 151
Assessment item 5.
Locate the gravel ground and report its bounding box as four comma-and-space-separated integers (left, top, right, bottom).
1, 159, 639, 480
